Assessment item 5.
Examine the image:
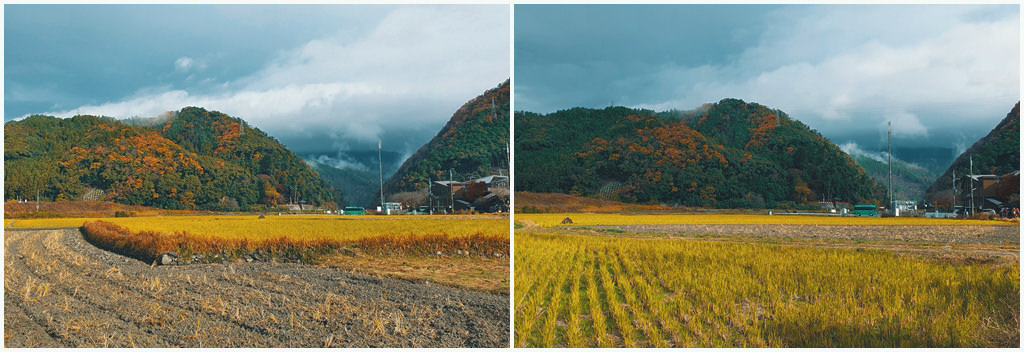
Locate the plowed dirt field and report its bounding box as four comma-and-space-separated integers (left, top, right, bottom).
4, 229, 509, 348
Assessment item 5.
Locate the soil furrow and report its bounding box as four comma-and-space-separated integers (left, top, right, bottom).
5, 230, 170, 347
4, 228, 509, 348
32, 229, 268, 347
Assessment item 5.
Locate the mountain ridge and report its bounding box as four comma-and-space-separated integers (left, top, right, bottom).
382, 79, 510, 200
5, 107, 338, 210
924, 102, 1020, 204
515, 98, 885, 208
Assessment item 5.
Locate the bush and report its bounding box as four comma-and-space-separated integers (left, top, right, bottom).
972, 213, 995, 221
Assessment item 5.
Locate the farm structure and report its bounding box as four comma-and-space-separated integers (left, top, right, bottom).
427, 175, 509, 213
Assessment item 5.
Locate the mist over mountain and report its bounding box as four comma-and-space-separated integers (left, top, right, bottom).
302, 150, 403, 207
840, 144, 939, 202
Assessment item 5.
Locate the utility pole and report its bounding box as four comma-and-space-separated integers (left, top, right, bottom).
969, 154, 975, 217
951, 170, 956, 213
378, 139, 385, 215
449, 169, 455, 214
428, 173, 432, 215
36, 190, 40, 213
887, 121, 893, 215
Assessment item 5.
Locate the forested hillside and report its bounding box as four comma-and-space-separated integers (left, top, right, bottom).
5, 107, 338, 210
925, 102, 1020, 199
515, 98, 885, 208
849, 154, 937, 202
383, 80, 510, 196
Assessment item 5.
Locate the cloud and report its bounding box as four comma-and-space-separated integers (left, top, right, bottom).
38, 6, 509, 156
517, 5, 1017, 149
839, 142, 887, 163
646, 6, 1018, 144
174, 56, 195, 72
883, 112, 928, 139
307, 154, 370, 172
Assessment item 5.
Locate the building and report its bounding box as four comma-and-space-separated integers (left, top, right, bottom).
380, 202, 403, 215
429, 181, 465, 213
474, 175, 509, 188
959, 171, 1019, 212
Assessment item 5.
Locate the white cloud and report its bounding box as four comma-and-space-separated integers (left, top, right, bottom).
647, 6, 1019, 141
174, 56, 192, 71
883, 111, 929, 138
174, 56, 205, 72
308, 154, 370, 172
839, 142, 887, 163
41, 6, 509, 153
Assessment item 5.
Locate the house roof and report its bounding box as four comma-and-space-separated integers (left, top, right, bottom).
474, 175, 509, 184
968, 174, 999, 181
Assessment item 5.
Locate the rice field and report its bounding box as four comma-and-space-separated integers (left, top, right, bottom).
514, 232, 1019, 347
515, 213, 1015, 227
5, 215, 509, 241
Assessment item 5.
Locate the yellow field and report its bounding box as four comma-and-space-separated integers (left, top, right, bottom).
514, 232, 1018, 347
6, 215, 509, 242
516, 213, 1015, 227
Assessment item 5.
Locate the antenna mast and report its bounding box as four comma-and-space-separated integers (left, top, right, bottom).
951, 169, 956, 213
378, 139, 384, 214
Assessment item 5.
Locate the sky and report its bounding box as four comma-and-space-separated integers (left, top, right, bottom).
5, 4, 510, 170
515, 4, 1020, 158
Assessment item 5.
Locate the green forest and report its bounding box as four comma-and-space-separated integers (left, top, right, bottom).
515, 98, 886, 208
383, 79, 510, 195
5, 107, 338, 211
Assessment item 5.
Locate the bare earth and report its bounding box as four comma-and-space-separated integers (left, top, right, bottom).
4, 229, 509, 348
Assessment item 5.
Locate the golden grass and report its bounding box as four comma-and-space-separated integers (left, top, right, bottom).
8, 215, 509, 242
515, 213, 1015, 227
80, 217, 509, 265
81, 220, 339, 263
514, 232, 1019, 347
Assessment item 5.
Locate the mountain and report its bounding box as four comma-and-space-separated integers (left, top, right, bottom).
515, 98, 885, 208
5, 107, 338, 210
847, 153, 938, 202
301, 150, 403, 208
307, 160, 378, 208
925, 102, 1020, 202
382, 80, 510, 199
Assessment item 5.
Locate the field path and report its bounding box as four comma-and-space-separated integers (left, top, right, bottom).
4, 229, 509, 348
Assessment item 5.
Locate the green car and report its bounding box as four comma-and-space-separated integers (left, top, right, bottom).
342, 206, 366, 216
850, 204, 878, 217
